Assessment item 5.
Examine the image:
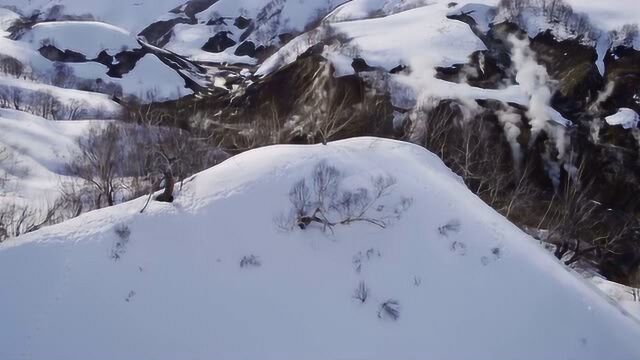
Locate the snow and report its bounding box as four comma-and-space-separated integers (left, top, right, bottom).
591, 275, 640, 320
0, 109, 96, 205
22, 21, 140, 58
0, 36, 190, 102
163, 0, 346, 64
195, 0, 344, 31
563, 0, 640, 32
0, 75, 122, 115
114, 54, 193, 101
448, 3, 496, 33
0, 0, 186, 33
0, 36, 54, 74
605, 108, 640, 129
1, 137, 640, 359
0, 7, 19, 37
257, 1, 487, 76
333, 4, 486, 70
164, 24, 257, 65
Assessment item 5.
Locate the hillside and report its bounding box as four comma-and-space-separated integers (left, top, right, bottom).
1, 0, 640, 358
1, 138, 640, 359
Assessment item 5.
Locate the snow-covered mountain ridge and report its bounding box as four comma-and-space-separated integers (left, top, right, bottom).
1, 137, 640, 359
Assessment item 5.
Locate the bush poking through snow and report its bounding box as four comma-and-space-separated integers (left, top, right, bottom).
240, 255, 261, 268
378, 299, 400, 321
278, 161, 412, 233
353, 281, 369, 304
111, 224, 131, 261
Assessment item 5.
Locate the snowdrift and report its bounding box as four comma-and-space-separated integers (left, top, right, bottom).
1, 137, 639, 360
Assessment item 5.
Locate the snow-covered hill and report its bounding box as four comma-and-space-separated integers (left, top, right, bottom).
1, 137, 639, 359
0, 0, 186, 33
0, 109, 95, 206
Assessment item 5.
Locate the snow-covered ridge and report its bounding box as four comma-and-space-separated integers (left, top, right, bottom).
0, 109, 96, 207
22, 21, 140, 58
0, 0, 187, 33
1, 137, 639, 359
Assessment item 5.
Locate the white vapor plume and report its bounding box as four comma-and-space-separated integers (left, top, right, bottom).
508, 34, 552, 138
589, 81, 615, 113
508, 34, 570, 160
496, 108, 523, 173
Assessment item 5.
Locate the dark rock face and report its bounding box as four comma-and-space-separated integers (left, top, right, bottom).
141, 0, 219, 46
234, 16, 251, 29
93, 50, 114, 66
139, 18, 191, 47
351, 58, 375, 73
172, 0, 219, 18
234, 41, 256, 57
202, 32, 236, 53
389, 64, 407, 74
603, 46, 640, 114
38, 45, 87, 62
107, 49, 146, 78
278, 33, 294, 45
436, 50, 507, 89
206, 17, 227, 26
531, 30, 604, 116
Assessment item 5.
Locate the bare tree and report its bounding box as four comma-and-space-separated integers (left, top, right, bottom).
293, 62, 363, 145
66, 123, 123, 208
279, 161, 412, 233
0, 201, 62, 242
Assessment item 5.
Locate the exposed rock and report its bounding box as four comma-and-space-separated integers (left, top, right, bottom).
93, 50, 114, 66
530, 30, 603, 116
38, 45, 87, 62
603, 46, 640, 114
107, 49, 146, 78
172, 0, 219, 18
139, 18, 191, 47
234, 16, 251, 30
278, 33, 294, 45
389, 64, 408, 74
202, 31, 236, 53
234, 41, 256, 57
351, 58, 375, 73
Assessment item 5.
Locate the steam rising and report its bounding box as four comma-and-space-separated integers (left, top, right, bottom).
508, 34, 570, 160
496, 108, 523, 173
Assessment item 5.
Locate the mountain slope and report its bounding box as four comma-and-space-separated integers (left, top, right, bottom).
1, 137, 639, 360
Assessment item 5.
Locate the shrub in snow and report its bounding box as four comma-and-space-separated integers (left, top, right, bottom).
278, 161, 412, 233
240, 255, 261, 268
353, 281, 369, 304
352, 248, 382, 273
378, 299, 400, 321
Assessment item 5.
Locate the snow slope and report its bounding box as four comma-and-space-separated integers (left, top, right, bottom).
0, 0, 185, 33
0, 24, 192, 102
22, 21, 140, 58
163, 0, 347, 64
0, 109, 95, 204
1, 137, 639, 360
0, 7, 19, 36
0, 75, 122, 116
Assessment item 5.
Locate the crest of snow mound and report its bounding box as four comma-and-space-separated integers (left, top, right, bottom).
1, 137, 639, 360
